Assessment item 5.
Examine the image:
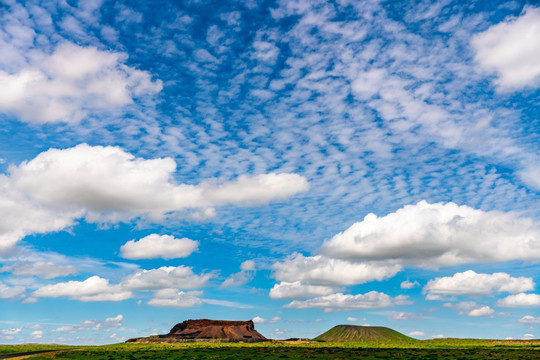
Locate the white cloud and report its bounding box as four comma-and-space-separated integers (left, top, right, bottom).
519, 165, 540, 191
468, 306, 495, 317
0, 42, 162, 123
321, 201, 540, 268
519, 315, 540, 324
200, 172, 309, 206
0, 328, 22, 335
496, 293, 540, 307
147, 289, 203, 308
105, 314, 123, 324
522, 333, 535, 340
21, 297, 38, 304
269, 281, 336, 299
0, 281, 25, 299
31, 330, 43, 339
389, 312, 423, 321
221, 260, 257, 288
347, 317, 366, 322
284, 291, 410, 312
0, 144, 308, 254
400, 280, 420, 289
240, 260, 256, 271
121, 266, 212, 291
1, 261, 76, 279
472, 7, 540, 90
444, 301, 494, 317
109, 333, 125, 341
424, 270, 534, 296
272, 253, 401, 286
409, 331, 425, 337
252, 316, 280, 324
53, 326, 76, 333
120, 234, 198, 260
220, 271, 254, 288
351, 68, 387, 100
425, 293, 456, 302
33, 276, 132, 302
431, 334, 444, 339
0, 173, 77, 255
53, 314, 124, 333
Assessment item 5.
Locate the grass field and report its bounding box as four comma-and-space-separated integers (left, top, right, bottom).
1, 339, 539, 360
0, 344, 75, 355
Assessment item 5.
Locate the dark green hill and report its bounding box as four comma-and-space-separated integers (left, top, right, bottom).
314, 325, 414, 342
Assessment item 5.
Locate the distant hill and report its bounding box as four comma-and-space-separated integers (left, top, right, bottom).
314, 325, 414, 342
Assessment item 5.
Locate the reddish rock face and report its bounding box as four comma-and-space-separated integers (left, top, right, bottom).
165, 319, 266, 340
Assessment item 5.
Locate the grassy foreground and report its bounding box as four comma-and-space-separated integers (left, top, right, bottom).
1, 339, 539, 360
0, 344, 75, 354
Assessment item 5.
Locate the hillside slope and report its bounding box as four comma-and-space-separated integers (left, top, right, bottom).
314, 325, 413, 342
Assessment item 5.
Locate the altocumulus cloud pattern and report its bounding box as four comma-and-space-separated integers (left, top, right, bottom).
0, 0, 539, 344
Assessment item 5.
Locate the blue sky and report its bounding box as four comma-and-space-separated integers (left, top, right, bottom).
1, 0, 540, 344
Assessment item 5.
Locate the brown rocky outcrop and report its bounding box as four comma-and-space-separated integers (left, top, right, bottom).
126, 319, 267, 343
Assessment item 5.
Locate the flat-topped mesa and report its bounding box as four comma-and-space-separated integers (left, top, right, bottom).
167, 319, 264, 340
125, 319, 267, 343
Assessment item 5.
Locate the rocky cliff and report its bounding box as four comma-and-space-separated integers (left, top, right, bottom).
126, 319, 267, 343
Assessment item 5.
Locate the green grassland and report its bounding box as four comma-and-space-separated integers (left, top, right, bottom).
2, 339, 539, 360
0, 344, 75, 354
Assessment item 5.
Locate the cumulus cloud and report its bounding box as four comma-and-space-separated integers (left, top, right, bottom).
0, 42, 162, 123
240, 260, 256, 271
272, 253, 401, 286
120, 234, 198, 260
269, 281, 336, 299
147, 289, 203, 308
1, 261, 76, 279
444, 301, 494, 317
0, 144, 308, 254
221, 260, 257, 288
121, 266, 212, 291
321, 201, 540, 268
472, 7, 540, 90
409, 331, 425, 337
424, 270, 534, 296
496, 293, 540, 307
401, 280, 420, 289
284, 291, 410, 312
33, 276, 132, 302
519, 315, 540, 324
200, 173, 309, 206
0, 173, 77, 255
252, 316, 280, 324
30, 263, 213, 303
468, 306, 495, 317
